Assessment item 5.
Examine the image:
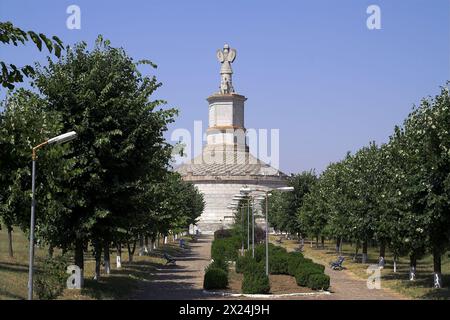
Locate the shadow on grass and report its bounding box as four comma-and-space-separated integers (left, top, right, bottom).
0, 287, 24, 300
80, 260, 162, 300
0, 261, 29, 273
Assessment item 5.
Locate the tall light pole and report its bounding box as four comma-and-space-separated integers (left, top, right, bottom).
240, 188, 251, 251
252, 196, 255, 257
240, 186, 294, 275
232, 194, 245, 253
247, 198, 250, 250
28, 131, 77, 300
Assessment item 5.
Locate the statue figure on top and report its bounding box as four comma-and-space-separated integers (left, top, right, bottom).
216, 44, 236, 94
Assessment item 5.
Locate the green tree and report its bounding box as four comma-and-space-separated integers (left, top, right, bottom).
0, 21, 63, 89
32, 36, 177, 278
388, 84, 450, 285
0, 89, 63, 257
268, 172, 317, 236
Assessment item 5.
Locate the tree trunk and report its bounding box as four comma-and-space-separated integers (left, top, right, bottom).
433, 248, 442, 288
362, 240, 368, 263
353, 241, 360, 261
74, 239, 84, 270
116, 243, 122, 269
93, 241, 102, 281
104, 242, 111, 275
48, 246, 54, 258
127, 240, 136, 262
7, 226, 13, 258
74, 239, 85, 287
315, 236, 319, 248
378, 241, 386, 268
409, 254, 417, 281
393, 255, 397, 273
321, 236, 325, 249
139, 234, 144, 256
144, 236, 149, 254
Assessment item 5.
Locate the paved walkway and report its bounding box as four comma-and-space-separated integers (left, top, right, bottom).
297, 255, 407, 300
132, 236, 407, 300
132, 235, 214, 300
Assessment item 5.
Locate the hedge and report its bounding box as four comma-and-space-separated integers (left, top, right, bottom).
211, 236, 240, 261
236, 255, 264, 274
203, 267, 228, 290
269, 252, 289, 274
295, 264, 322, 287
242, 263, 270, 294
307, 273, 330, 290
287, 252, 306, 276
253, 243, 287, 263
214, 229, 233, 239
208, 257, 229, 275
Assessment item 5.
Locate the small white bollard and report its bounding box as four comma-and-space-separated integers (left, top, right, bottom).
116, 255, 122, 269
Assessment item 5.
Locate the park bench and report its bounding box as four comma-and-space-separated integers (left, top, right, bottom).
163, 252, 176, 265
330, 256, 345, 271
190, 235, 198, 242
294, 242, 304, 252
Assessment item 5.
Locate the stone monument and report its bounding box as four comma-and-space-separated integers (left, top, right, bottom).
175, 44, 287, 234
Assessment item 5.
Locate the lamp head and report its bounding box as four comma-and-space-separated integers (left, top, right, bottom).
47, 131, 77, 145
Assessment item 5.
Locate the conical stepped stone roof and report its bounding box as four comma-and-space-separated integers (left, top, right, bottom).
175, 146, 286, 179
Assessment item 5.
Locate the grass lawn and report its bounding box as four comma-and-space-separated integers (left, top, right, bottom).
271, 235, 450, 300
0, 227, 188, 300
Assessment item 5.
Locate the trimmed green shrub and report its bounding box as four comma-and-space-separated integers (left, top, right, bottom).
252, 243, 286, 263
307, 274, 330, 290
214, 229, 233, 239
235, 255, 249, 273
211, 236, 240, 261
295, 264, 322, 287
252, 244, 265, 262
242, 272, 270, 294
242, 262, 270, 294
269, 252, 289, 274
208, 257, 229, 275
236, 255, 264, 274
203, 267, 228, 290
310, 262, 325, 273
287, 252, 305, 276
35, 255, 69, 300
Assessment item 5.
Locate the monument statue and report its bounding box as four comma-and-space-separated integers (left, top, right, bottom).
216, 44, 236, 94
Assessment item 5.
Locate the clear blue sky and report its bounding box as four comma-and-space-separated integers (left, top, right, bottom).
1, 0, 449, 174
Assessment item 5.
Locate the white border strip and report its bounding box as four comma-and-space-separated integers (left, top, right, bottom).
203, 290, 331, 299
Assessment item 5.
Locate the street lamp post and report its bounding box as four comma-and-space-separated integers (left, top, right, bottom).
240, 186, 294, 276
28, 131, 77, 300
265, 194, 269, 275
252, 197, 255, 258
247, 198, 250, 250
